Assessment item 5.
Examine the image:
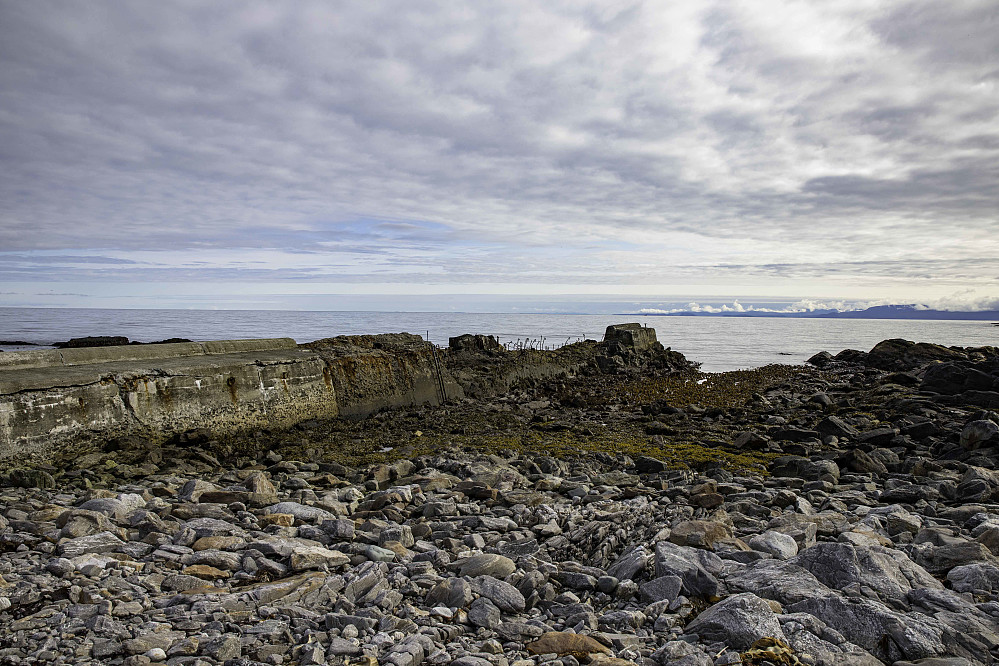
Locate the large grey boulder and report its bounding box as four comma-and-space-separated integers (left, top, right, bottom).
58, 531, 125, 558
425, 577, 474, 608
725, 559, 831, 606
788, 594, 974, 663
770, 456, 840, 483
948, 562, 999, 593
778, 614, 882, 666
472, 575, 526, 614
263, 502, 336, 523
639, 575, 682, 604
961, 420, 999, 450
685, 593, 785, 650
790, 542, 941, 604
654, 541, 724, 598
748, 531, 798, 559
607, 546, 651, 580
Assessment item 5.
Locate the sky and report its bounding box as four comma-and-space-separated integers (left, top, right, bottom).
0, 1, 997, 312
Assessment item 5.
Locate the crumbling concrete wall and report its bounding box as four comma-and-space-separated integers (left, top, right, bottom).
0, 340, 337, 460
0, 325, 682, 461
305, 333, 464, 418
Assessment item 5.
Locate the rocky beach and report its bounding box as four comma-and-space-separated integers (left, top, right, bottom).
3, 327, 999, 666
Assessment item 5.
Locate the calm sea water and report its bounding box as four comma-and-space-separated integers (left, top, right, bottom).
1, 307, 996, 373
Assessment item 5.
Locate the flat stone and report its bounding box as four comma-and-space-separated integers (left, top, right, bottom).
289, 544, 351, 571
58, 531, 124, 557
264, 501, 336, 523
526, 632, 612, 656
454, 553, 516, 578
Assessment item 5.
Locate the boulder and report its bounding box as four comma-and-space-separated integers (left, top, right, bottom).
453, 553, 516, 578
685, 593, 785, 651
654, 541, 723, 598
748, 531, 798, 559
472, 575, 526, 613
725, 560, 830, 606
961, 420, 999, 450
791, 542, 942, 604
788, 594, 969, 663
947, 562, 999, 593
770, 456, 840, 483
668, 520, 733, 550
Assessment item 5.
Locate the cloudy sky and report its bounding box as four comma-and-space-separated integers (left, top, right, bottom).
1, 1, 997, 311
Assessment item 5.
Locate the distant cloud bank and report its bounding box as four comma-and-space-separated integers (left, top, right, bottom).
640, 293, 999, 315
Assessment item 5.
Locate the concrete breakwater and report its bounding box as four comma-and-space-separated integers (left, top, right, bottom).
0, 324, 672, 461
0, 338, 338, 461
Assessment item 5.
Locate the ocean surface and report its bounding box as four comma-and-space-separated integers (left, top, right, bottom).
1, 307, 996, 373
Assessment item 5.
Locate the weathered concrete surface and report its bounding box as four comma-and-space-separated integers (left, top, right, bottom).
305, 333, 464, 418
0, 340, 335, 460
0, 325, 683, 461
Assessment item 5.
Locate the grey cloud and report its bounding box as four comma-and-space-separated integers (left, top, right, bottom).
0, 1, 996, 292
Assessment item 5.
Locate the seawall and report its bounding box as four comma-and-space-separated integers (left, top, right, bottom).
0, 323, 679, 462
0, 339, 338, 461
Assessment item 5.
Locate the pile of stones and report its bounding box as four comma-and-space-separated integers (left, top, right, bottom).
2, 337, 999, 666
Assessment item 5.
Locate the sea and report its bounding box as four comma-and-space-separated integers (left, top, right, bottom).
1, 307, 996, 373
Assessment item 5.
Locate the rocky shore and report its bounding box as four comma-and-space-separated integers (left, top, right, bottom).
2, 333, 999, 666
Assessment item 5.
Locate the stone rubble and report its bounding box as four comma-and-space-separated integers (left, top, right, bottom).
1, 337, 999, 665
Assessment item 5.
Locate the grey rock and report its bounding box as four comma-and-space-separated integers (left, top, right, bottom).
748, 531, 798, 559
791, 542, 942, 604
961, 420, 999, 450
817, 416, 860, 438
789, 594, 951, 663
654, 541, 723, 598
651, 640, 713, 666
202, 634, 241, 660
451, 657, 492, 666
685, 593, 785, 651
725, 559, 830, 606
607, 546, 651, 580
426, 577, 474, 608
264, 501, 336, 523
468, 596, 502, 629
58, 531, 124, 557
639, 575, 682, 604
183, 516, 245, 538
453, 553, 516, 578
473, 575, 526, 613
947, 562, 999, 593
326, 638, 362, 657
364, 544, 396, 562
